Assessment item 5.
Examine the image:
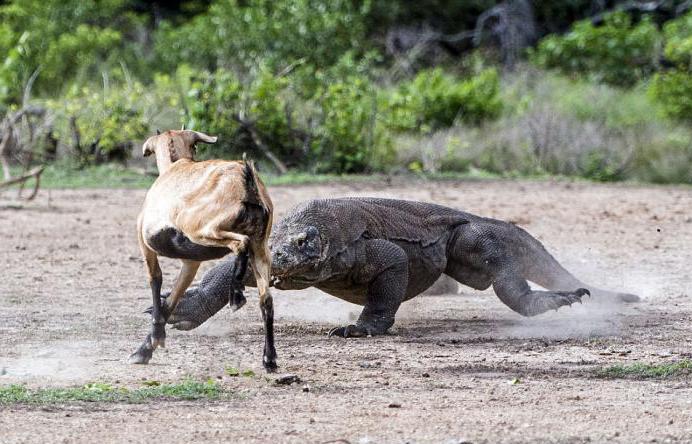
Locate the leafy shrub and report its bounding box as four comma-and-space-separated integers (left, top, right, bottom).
48, 82, 148, 166
154, 0, 371, 75
532, 12, 660, 87
649, 70, 692, 122
382, 68, 501, 133
187, 64, 391, 174
648, 12, 692, 122
186, 67, 309, 167
312, 75, 391, 173
403, 70, 692, 184
661, 11, 692, 66
0, 0, 143, 104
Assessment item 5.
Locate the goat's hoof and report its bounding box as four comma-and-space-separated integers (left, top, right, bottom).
263, 356, 278, 373
151, 323, 166, 348
151, 336, 166, 349
229, 291, 247, 312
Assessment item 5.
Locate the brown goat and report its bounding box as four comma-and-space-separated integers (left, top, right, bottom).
128, 129, 276, 371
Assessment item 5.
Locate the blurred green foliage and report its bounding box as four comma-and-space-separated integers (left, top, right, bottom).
649, 12, 692, 122
0, 0, 145, 103
383, 68, 501, 132
0, 0, 688, 182
532, 12, 661, 86
47, 82, 148, 166
154, 0, 371, 74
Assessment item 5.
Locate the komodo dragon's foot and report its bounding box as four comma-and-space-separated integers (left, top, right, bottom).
522, 288, 590, 316
328, 324, 373, 338
128, 334, 155, 364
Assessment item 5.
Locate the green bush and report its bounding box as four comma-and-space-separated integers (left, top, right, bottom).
532, 12, 660, 87
0, 0, 144, 104
186, 67, 308, 167
648, 12, 692, 122
382, 68, 501, 133
312, 75, 391, 173
48, 82, 148, 166
649, 70, 692, 122
154, 0, 371, 75
186, 64, 390, 174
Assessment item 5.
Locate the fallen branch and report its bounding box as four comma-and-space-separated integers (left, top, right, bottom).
232, 115, 289, 175
0, 165, 45, 200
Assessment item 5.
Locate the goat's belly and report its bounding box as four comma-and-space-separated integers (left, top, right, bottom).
147, 227, 229, 261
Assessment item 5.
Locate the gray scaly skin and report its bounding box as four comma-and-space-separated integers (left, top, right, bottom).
163, 198, 639, 336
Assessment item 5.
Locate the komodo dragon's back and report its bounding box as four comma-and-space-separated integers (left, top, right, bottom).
282, 198, 469, 250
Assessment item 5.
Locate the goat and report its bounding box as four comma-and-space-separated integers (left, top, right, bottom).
128, 129, 276, 371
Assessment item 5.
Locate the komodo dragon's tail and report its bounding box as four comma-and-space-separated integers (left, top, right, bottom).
515, 227, 640, 303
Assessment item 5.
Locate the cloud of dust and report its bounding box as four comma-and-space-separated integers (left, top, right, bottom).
273, 288, 361, 324
502, 296, 625, 339
502, 249, 662, 340
1, 341, 95, 381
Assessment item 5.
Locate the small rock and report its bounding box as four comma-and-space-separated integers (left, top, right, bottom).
422, 372, 430, 378
275, 374, 301, 385
388, 402, 402, 408
302, 384, 310, 392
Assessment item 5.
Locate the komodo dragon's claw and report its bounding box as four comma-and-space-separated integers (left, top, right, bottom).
328, 325, 371, 338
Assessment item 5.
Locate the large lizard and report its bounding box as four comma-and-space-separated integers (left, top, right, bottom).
161, 198, 639, 337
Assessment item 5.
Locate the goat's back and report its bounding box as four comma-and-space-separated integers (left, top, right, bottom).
141, 159, 272, 245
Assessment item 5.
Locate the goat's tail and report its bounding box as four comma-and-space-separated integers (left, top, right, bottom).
241, 157, 273, 238
243, 155, 274, 254
242, 159, 265, 206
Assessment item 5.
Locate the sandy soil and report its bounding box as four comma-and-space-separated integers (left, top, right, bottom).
0, 179, 690, 443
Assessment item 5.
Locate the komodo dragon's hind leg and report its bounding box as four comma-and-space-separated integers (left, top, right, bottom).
492, 270, 590, 316
328, 239, 409, 338
445, 223, 590, 316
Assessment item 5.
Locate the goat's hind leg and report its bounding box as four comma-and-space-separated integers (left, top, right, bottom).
129, 245, 165, 364
251, 243, 277, 372
229, 252, 249, 311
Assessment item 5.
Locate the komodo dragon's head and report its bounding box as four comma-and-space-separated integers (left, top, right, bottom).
270, 223, 323, 279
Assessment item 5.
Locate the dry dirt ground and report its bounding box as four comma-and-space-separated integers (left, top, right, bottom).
0, 179, 690, 443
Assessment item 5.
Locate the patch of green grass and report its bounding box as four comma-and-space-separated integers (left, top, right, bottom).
598, 360, 692, 379
0, 379, 224, 404
225, 367, 255, 377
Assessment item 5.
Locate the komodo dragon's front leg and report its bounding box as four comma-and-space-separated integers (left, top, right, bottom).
328, 239, 409, 338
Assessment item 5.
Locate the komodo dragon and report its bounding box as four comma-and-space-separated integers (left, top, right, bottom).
160, 198, 639, 337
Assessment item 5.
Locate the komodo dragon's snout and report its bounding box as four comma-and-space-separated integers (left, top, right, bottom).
270, 224, 322, 277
